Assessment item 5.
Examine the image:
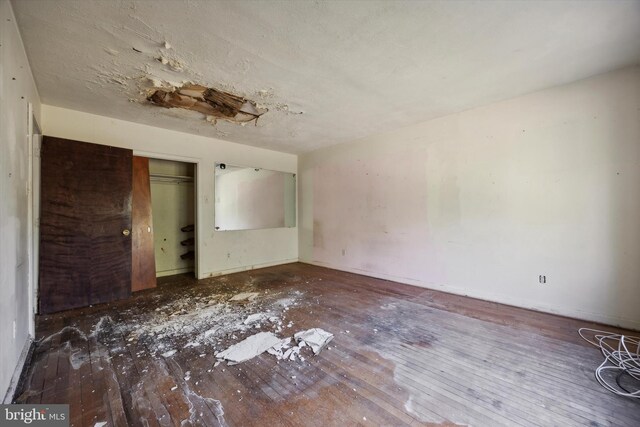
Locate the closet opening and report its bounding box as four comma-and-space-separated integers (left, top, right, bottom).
148, 158, 196, 281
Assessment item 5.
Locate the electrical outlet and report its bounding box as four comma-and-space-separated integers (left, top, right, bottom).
341, 249, 346, 256
538, 275, 547, 284
13, 320, 16, 339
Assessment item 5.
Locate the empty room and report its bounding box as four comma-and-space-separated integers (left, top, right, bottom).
2, 0, 640, 425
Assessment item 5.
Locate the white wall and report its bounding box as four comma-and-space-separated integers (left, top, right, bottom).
42, 105, 298, 279
0, 0, 41, 400
300, 66, 640, 330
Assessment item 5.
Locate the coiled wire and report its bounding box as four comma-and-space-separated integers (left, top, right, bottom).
579, 328, 640, 398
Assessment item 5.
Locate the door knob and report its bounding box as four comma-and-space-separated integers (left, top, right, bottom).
122, 229, 130, 236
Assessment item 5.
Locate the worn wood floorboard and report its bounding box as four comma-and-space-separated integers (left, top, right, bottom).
15, 263, 640, 426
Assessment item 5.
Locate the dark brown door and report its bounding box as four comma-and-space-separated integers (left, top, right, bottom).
39, 137, 133, 313
131, 156, 157, 292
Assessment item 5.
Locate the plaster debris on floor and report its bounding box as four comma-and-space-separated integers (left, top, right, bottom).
243, 312, 267, 325
17, 273, 336, 425
216, 327, 334, 364
115, 287, 304, 358
294, 328, 334, 355
215, 331, 282, 364
229, 291, 260, 301
29, 278, 313, 375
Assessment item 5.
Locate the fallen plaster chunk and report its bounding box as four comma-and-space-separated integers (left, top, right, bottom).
161, 349, 177, 358
285, 346, 302, 361
95, 422, 107, 427
294, 328, 334, 355
267, 337, 307, 361
229, 292, 260, 302
217, 332, 281, 364
267, 337, 292, 359
244, 313, 266, 325
204, 328, 218, 338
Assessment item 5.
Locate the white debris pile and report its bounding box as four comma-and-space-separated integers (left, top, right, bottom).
267, 338, 304, 361
91, 284, 305, 360
215, 332, 281, 364
229, 292, 260, 302
266, 338, 291, 357
217, 328, 334, 365
139, 302, 247, 348
294, 328, 334, 355
244, 313, 267, 325
161, 349, 177, 358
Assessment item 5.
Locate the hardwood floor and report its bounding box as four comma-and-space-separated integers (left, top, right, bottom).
15, 263, 640, 426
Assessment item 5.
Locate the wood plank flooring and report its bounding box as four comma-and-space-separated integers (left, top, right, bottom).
14, 263, 640, 426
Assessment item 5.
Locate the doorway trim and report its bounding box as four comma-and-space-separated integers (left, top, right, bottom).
27, 103, 41, 336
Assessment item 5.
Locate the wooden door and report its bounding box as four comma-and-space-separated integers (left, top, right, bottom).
39, 137, 133, 313
131, 156, 157, 291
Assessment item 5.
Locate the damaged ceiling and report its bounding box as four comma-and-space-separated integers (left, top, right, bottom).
148, 83, 267, 125
11, 0, 640, 154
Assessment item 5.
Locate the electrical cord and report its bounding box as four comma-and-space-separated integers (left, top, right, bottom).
578, 328, 640, 398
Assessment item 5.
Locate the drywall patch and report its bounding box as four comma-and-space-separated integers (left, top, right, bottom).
148, 83, 268, 125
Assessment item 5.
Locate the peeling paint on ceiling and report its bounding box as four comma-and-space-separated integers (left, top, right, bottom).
10, 0, 640, 153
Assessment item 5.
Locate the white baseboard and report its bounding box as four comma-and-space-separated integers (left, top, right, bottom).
200, 258, 299, 279
3, 337, 33, 404
302, 259, 640, 331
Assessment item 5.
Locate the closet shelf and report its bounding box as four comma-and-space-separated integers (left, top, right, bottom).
180, 237, 195, 246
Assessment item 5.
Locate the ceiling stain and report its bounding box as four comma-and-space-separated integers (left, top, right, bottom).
148, 83, 268, 125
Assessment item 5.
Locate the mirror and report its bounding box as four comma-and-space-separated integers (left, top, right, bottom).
215, 163, 296, 231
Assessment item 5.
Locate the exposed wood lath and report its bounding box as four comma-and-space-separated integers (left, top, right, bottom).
148, 84, 267, 124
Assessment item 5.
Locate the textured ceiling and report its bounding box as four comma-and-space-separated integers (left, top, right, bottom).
11, 0, 640, 154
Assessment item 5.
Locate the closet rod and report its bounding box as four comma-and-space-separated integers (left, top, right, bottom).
149, 173, 194, 183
